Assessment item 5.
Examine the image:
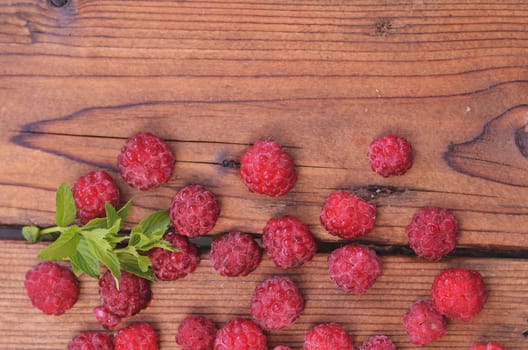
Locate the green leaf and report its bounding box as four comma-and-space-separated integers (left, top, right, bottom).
38, 226, 80, 260
137, 210, 170, 236
55, 183, 76, 227
117, 252, 155, 281
85, 236, 121, 284
70, 237, 100, 278
117, 200, 132, 221
82, 217, 108, 230
105, 203, 120, 229
22, 226, 41, 243
137, 255, 151, 272
139, 239, 177, 253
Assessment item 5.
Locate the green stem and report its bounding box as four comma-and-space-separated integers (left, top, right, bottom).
40, 226, 63, 235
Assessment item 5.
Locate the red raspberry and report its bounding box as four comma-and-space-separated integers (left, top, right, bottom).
67, 331, 113, 350
273, 346, 292, 350
169, 184, 220, 237
320, 190, 376, 239
176, 315, 218, 350
262, 216, 316, 269
431, 268, 487, 321
214, 318, 267, 350
24, 261, 79, 315
147, 230, 200, 280
114, 322, 158, 350
358, 335, 396, 350
403, 300, 446, 346
328, 244, 382, 295
471, 342, 507, 350
250, 276, 304, 331
72, 170, 120, 224
117, 132, 174, 190
368, 134, 413, 177
210, 231, 262, 277
304, 322, 354, 350
406, 207, 458, 261
95, 270, 152, 328
240, 140, 297, 196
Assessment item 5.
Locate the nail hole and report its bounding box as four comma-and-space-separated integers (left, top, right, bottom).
221, 159, 240, 169
523, 330, 528, 338
49, 0, 69, 8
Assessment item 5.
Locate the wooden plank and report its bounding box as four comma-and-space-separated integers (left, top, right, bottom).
1, 0, 528, 249
0, 240, 526, 349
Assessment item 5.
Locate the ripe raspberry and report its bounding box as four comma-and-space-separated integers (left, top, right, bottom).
431, 268, 487, 321
210, 231, 262, 277
358, 335, 396, 350
368, 134, 412, 177
406, 207, 458, 261
262, 216, 316, 269
117, 132, 174, 190
95, 270, 152, 328
320, 190, 376, 240
240, 140, 297, 196
273, 346, 292, 350
214, 318, 267, 350
169, 184, 220, 237
114, 322, 158, 350
304, 322, 354, 350
471, 342, 507, 350
176, 315, 218, 350
147, 229, 200, 280
250, 276, 304, 331
72, 170, 120, 224
328, 244, 382, 295
24, 261, 79, 315
67, 331, 113, 350
403, 300, 446, 346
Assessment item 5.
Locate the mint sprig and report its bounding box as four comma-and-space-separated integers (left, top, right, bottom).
22, 183, 175, 284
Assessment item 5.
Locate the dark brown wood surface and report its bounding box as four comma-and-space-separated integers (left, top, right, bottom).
1, 0, 527, 349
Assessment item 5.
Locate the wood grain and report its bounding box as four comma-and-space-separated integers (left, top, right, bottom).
0, 240, 526, 349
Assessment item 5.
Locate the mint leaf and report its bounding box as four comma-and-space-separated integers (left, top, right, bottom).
82, 217, 108, 230
117, 252, 155, 281
70, 237, 100, 278
22, 226, 41, 242
137, 210, 169, 235
85, 236, 121, 284
105, 203, 120, 229
117, 200, 132, 221
38, 226, 80, 260
140, 239, 176, 253
137, 255, 151, 272
55, 183, 76, 227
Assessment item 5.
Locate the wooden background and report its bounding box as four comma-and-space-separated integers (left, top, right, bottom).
1, 0, 527, 349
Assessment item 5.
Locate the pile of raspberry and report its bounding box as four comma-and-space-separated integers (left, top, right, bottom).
24, 132, 505, 349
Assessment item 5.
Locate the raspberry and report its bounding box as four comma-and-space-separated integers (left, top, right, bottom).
431, 268, 487, 321
262, 216, 316, 269
358, 335, 396, 350
210, 231, 262, 277
368, 134, 413, 177
67, 331, 113, 350
240, 140, 297, 196
214, 318, 267, 350
250, 276, 304, 331
72, 170, 120, 224
304, 322, 354, 350
471, 342, 507, 350
117, 132, 174, 190
328, 244, 382, 295
24, 262, 79, 315
320, 190, 376, 240
169, 184, 220, 237
176, 315, 218, 350
403, 300, 446, 346
114, 322, 158, 350
273, 346, 292, 350
406, 207, 458, 261
147, 230, 200, 280
95, 270, 152, 328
